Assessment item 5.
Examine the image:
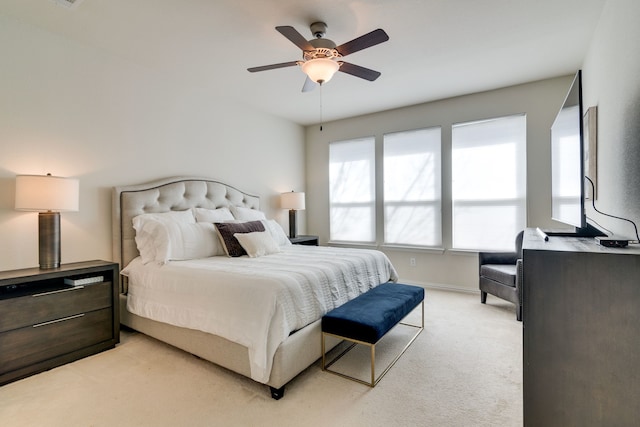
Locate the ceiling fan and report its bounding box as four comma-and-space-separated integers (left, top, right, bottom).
247, 22, 389, 92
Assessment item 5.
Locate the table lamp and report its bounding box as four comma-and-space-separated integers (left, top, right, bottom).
15, 174, 79, 269
281, 191, 305, 238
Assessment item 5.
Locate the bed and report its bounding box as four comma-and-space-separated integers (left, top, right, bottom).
112, 176, 398, 399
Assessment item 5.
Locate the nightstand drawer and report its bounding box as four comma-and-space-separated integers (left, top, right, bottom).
0, 307, 113, 375
0, 281, 112, 333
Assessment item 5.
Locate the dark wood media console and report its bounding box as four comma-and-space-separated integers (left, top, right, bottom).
522, 228, 640, 426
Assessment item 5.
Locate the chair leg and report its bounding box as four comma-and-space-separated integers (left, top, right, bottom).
480, 291, 487, 304
516, 304, 522, 322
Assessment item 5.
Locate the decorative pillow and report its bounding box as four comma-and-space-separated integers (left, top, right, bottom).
234, 231, 281, 258
214, 220, 265, 257
132, 210, 196, 264
230, 206, 267, 221
194, 207, 234, 223
261, 219, 292, 247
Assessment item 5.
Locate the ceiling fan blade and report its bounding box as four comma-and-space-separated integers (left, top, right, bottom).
276, 26, 315, 51
336, 29, 389, 57
338, 62, 381, 81
247, 61, 299, 73
302, 76, 318, 92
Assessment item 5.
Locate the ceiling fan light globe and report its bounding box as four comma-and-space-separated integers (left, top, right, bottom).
301, 58, 340, 84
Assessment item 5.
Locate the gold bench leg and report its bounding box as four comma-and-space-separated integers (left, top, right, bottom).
370, 343, 375, 386
321, 329, 326, 370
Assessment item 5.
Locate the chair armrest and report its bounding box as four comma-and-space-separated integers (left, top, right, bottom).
479, 251, 518, 266
516, 258, 523, 305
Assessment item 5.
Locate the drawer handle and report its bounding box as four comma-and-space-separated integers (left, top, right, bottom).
32, 285, 84, 297
33, 313, 85, 328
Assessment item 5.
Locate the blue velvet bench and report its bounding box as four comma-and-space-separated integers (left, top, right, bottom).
321, 282, 424, 387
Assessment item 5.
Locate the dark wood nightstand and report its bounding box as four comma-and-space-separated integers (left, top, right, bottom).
289, 235, 319, 246
0, 260, 119, 385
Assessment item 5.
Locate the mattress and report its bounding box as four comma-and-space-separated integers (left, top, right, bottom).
122, 245, 398, 382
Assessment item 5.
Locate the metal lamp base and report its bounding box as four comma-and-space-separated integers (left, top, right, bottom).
289, 209, 297, 238
38, 211, 61, 269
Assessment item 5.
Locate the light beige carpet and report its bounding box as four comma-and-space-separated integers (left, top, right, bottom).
0, 288, 522, 427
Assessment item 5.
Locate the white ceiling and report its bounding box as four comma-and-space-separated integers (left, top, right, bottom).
2, 0, 606, 125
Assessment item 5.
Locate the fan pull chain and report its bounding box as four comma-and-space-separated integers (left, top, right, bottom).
319, 82, 323, 131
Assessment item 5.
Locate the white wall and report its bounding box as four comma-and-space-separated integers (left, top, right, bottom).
305, 77, 574, 291
581, 0, 640, 239
0, 15, 305, 271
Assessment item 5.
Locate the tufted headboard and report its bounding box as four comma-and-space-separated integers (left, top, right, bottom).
112, 176, 260, 271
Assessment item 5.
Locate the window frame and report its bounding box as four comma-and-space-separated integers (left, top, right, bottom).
451, 113, 527, 251
382, 126, 443, 248
328, 136, 377, 244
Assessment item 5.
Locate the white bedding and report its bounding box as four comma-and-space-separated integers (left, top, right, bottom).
122, 245, 398, 383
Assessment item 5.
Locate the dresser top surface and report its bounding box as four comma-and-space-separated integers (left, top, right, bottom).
523, 228, 640, 255
0, 260, 117, 283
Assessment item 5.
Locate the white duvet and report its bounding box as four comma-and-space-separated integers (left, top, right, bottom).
122, 245, 398, 383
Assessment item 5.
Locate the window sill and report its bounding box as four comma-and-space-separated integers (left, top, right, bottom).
328, 241, 448, 255
380, 244, 445, 255
446, 249, 480, 256
327, 241, 378, 250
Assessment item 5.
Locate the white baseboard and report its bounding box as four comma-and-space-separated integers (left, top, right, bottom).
398, 280, 478, 295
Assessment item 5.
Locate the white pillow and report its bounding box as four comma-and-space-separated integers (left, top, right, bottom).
133, 210, 195, 225
261, 219, 292, 247
133, 219, 167, 264
234, 231, 281, 258
166, 222, 225, 261
230, 206, 267, 221
132, 210, 195, 264
194, 207, 234, 223
138, 221, 225, 264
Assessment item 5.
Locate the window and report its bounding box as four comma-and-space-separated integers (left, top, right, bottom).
383, 128, 442, 246
451, 114, 526, 251
329, 137, 375, 242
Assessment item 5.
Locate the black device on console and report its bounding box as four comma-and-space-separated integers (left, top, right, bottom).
595, 236, 629, 248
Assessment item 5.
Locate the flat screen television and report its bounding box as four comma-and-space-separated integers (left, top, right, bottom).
550, 70, 604, 237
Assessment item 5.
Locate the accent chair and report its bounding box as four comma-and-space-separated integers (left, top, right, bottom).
478, 230, 524, 321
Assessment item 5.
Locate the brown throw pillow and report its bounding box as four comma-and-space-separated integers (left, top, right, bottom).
214, 221, 266, 257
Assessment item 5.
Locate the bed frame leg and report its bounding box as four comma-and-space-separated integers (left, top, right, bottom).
270, 386, 285, 400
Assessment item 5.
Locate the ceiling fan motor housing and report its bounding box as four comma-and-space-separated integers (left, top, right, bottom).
307, 22, 338, 57
309, 38, 336, 50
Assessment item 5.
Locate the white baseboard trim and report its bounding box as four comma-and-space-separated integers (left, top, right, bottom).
398, 280, 478, 295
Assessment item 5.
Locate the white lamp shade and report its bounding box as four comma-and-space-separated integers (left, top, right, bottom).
301, 58, 340, 83
15, 175, 79, 212
281, 191, 305, 210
